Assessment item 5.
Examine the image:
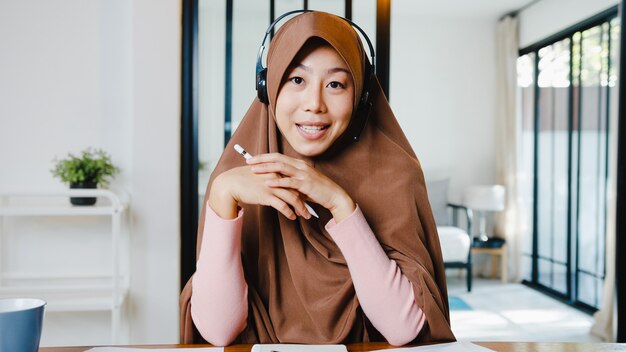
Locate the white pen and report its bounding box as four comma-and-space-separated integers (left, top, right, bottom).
234, 144, 319, 219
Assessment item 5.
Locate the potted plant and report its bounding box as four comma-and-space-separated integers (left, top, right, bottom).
51, 148, 120, 205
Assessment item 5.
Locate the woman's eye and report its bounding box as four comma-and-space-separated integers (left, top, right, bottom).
290, 77, 304, 85
328, 81, 344, 89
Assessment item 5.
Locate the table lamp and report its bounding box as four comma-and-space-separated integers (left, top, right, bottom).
463, 185, 506, 243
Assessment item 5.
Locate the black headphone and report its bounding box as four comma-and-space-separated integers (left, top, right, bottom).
255, 10, 376, 122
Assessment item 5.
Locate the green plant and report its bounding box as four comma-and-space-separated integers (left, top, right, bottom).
51, 148, 119, 186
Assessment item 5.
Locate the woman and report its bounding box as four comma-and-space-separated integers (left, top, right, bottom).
180, 11, 455, 346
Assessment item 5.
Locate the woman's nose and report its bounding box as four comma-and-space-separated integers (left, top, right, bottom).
302, 84, 326, 113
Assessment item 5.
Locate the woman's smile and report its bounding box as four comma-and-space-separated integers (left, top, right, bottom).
296, 122, 330, 140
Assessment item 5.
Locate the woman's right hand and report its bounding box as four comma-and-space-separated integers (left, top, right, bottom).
208, 166, 312, 220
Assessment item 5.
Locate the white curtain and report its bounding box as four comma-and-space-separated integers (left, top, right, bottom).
494, 15, 523, 282
591, 4, 621, 342
591, 158, 618, 342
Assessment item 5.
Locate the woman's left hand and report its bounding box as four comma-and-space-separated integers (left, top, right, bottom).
247, 153, 356, 222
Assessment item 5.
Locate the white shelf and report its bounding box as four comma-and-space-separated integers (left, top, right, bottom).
0, 205, 120, 216
0, 285, 128, 312
0, 190, 129, 344
0, 190, 126, 215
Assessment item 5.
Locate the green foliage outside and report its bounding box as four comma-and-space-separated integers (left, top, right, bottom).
51, 148, 119, 186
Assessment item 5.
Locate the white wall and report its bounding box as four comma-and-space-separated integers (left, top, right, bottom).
390, 0, 498, 202
0, 0, 180, 346
519, 0, 620, 48
129, 0, 181, 344
0, 0, 132, 190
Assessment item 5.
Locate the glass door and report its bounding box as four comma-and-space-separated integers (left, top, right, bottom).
519, 12, 620, 311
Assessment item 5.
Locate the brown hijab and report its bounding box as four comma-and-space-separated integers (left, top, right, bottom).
180, 11, 455, 345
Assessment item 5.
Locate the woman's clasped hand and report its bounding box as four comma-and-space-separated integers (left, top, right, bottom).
248, 153, 356, 222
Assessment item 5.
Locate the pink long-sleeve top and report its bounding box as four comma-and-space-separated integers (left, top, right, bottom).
190, 205, 426, 346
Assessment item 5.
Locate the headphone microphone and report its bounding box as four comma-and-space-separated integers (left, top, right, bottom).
255, 10, 376, 142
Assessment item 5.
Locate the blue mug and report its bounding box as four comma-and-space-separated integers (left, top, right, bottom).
0, 298, 46, 352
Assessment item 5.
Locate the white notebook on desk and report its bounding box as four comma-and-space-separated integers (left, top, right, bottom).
251, 344, 347, 352
370, 342, 494, 351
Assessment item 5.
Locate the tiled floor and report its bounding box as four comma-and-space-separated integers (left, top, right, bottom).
446, 276, 602, 342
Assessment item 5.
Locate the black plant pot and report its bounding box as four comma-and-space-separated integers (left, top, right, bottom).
70, 181, 98, 206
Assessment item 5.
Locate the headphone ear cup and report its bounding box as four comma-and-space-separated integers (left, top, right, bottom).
256, 68, 268, 104
358, 73, 373, 110
351, 73, 374, 142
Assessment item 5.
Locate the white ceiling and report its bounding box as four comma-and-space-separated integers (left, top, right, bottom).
218, 0, 541, 21
395, 0, 539, 19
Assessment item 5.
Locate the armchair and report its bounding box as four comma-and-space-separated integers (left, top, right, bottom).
426, 179, 474, 292
439, 203, 473, 292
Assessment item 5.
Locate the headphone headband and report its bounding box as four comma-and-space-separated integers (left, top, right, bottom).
256, 10, 376, 77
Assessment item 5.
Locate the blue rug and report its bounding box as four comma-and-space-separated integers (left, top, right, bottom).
448, 296, 472, 310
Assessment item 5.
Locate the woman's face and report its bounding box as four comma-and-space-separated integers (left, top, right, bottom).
275, 43, 355, 157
